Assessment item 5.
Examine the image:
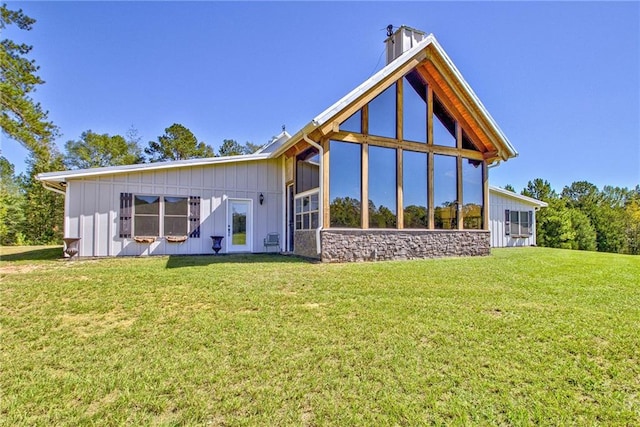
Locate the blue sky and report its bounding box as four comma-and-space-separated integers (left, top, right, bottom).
2, 1, 639, 192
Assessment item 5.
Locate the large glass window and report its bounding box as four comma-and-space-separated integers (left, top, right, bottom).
329, 141, 361, 227
403, 74, 427, 143
368, 83, 396, 138
340, 110, 362, 133
433, 155, 457, 229
368, 146, 397, 228
402, 150, 428, 228
134, 195, 160, 236
462, 159, 483, 229
296, 148, 319, 194
433, 97, 456, 147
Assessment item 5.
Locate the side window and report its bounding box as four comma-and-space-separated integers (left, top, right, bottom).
164, 197, 188, 236
134, 196, 160, 236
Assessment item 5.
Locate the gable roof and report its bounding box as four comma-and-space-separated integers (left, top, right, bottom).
270, 34, 518, 162
489, 186, 548, 208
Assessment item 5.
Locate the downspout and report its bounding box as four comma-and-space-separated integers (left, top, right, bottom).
302, 134, 323, 255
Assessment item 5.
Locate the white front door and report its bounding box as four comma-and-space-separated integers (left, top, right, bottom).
227, 199, 252, 252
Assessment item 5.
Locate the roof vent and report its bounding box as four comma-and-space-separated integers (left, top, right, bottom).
385, 25, 427, 65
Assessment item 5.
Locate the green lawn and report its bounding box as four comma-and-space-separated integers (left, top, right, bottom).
1, 246, 639, 425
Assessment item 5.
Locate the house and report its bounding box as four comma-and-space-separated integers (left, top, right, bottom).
39, 26, 535, 261
488, 186, 548, 248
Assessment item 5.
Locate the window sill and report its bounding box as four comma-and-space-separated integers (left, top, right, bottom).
134, 236, 157, 244
166, 235, 188, 243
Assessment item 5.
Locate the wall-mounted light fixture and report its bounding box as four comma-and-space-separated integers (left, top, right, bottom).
259, 193, 264, 205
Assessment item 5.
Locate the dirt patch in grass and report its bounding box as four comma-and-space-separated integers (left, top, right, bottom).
0, 264, 41, 274
58, 310, 136, 337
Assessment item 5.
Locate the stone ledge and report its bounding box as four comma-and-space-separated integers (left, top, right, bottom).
320, 229, 490, 262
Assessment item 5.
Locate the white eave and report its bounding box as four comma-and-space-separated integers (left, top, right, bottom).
37, 152, 271, 184
270, 34, 517, 160
489, 186, 548, 208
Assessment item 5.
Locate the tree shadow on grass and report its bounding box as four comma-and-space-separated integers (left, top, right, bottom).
0, 246, 63, 262
165, 253, 317, 269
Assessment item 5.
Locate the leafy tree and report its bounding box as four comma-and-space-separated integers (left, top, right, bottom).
20, 150, 65, 244
0, 156, 25, 244
217, 139, 262, 156
64, 130, 143, 169
0, 4, 58, 156
145, 123, 214, 162
567, 208, 596, 251
503, 184, 516, 192
536, 198, 573, 249
522, 178, 557, 202
625, 199, 640, 255
217, 139, 245, 157
243, 142, 262, 154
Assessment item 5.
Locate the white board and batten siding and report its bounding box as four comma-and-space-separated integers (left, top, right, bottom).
65, 159, 283, 257
488, 186, 547, 248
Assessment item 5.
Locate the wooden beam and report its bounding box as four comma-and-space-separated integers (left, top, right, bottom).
456, 121, 462, 150
397, 147, 403, 229
328, 131, 485, 160
361, 143, 369, 229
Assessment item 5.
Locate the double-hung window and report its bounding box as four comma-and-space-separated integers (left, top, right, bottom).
507, 210, 533, 237
133, 195, 188, 237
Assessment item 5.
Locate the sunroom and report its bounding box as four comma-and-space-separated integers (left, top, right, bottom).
275, 27, 517, 262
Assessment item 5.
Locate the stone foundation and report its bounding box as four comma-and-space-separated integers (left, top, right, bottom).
320, 229, 490, 262
294, 230, 319, 259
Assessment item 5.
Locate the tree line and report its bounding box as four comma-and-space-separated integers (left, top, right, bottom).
506, 179, 640, 255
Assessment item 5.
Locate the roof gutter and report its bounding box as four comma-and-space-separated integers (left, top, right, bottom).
302, 133, 323, 255
42, 181, 67, 196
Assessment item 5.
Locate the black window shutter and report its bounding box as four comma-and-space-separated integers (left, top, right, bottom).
119, 193, 132, 238
189, 196, 201, 238
528, 211, 534, 235
505, 209, 510, 236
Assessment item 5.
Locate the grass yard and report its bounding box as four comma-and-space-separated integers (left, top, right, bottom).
1, 246, 639, 425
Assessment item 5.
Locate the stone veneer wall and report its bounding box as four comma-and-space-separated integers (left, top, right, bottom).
320, 229, 490, 262
294, 230, 319, 259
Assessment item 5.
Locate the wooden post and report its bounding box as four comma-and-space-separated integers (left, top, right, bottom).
428, 152, 434, 229
362, 105, 369, 136
361, 143, 369, 229
457, 155, 463, 230
427, 85, 433, 145
397, 148, 403, 229
396, 78, 403, 141
323, 139, 330, 228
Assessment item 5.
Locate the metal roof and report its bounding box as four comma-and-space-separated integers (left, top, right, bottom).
37, 152, 271, 183
489, 186, 548, 208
